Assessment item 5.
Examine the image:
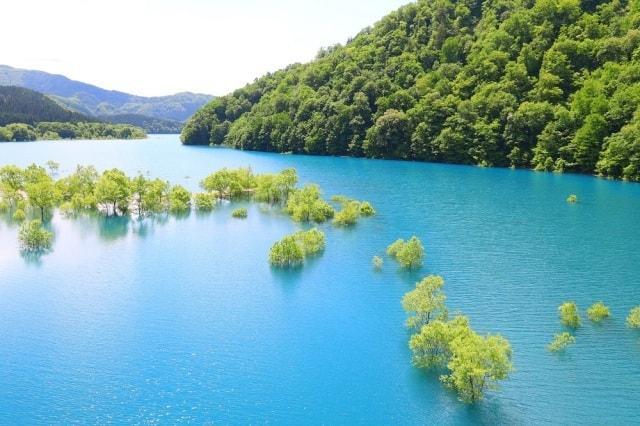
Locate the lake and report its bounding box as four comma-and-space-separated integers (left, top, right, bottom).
1, 135, 639, 424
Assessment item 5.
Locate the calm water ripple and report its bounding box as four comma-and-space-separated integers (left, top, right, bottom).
0, 135, 639, 424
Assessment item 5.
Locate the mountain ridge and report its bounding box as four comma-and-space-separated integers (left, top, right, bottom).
0, 65, 213, 123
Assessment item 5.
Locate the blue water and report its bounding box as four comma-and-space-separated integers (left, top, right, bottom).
0, 135, 639, 424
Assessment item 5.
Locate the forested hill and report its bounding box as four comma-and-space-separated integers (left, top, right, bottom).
0, 86, 92, 126
182, 0, 640, 181
0, 65, 213, 123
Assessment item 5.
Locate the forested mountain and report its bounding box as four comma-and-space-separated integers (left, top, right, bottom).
0, 86, 93, 126
98, 114, 183, 134
0, 65, 213, 123
182, 0, 640, 181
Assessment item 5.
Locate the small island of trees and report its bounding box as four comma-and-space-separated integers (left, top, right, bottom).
269, 228, 325, 268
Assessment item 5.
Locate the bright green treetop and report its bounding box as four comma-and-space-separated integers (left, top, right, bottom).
627, 306, 640, 328
558, 302, 581, 328
587, 302, 610, 322
547, 332, 576, 352
402, 275, 447, 330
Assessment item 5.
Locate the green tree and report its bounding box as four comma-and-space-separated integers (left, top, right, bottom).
547, 332, 576, 352
168, 185, 191, 213
444, 332, 513, 403
587, 302, 610, 322
94, 169, 131, 216
558, 302, 581, 328
387, 236, 425, 269
402, 275, 447, 330
269, 235, 305, 267
627, 306, 640, 328
25, 174, 59, 221
18, 219, 53, 252
232, 207, 248, 218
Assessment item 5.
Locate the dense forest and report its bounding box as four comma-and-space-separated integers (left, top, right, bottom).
0, 86, 90, 126
0, 86, 146, 141
99, 114, 182, 134
182, 0, 640, 181
0, 65, 214, 123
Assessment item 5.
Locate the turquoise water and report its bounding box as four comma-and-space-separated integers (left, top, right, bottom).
1, 135, 639, 424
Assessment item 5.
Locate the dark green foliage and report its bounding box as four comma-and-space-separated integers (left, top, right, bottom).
99, 114, 183, 134
182, 0, 640, 181
0, 86, 89, 125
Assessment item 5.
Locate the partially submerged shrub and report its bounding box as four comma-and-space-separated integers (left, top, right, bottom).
18, 219, 53, 252
232, 207, 248, 218
372, 255, 383, 271
587, 302, 610, 322
269, 228, 325, 267
12, 208, 26, 221
558, 302, 581, 328
627, 306, 640, 329
547, 332, 576, 352
387, 236, 424, 269
194, 192, 216, 211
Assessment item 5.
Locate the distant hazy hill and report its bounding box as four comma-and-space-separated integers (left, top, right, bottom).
99, 113, 183, 134
0, 85, 94, 126
0, 65, 213, 123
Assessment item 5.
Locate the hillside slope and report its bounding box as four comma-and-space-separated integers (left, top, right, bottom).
182, 0, 640, 181
0, 86, 92, 126
0, 65, 213, 122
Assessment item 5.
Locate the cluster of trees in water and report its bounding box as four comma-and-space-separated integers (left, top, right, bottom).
182, 0, 640, 181
548, 301, 640, 352
0, 164, 375, 257
0, 122, 146, 142
402, 275, 513, 403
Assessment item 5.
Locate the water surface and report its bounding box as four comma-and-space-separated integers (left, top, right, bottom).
0, 135, 639, 424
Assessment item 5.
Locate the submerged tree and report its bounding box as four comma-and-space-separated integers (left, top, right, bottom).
387, 236, 424, 269
372, 255, 383, 271
25, 173, 59, 221
269, 235, 305, 268
232, 207, 248, 218
587, 302, 610, 322
547, 332, 576, 352
627, 306, 640, 329
18, 219, 53, 252
94, 169, 131, 216
402, 275, 447, 330
558, 302, 581, 328
286, 184, 335, 223
168, 185, 191, 213
409, 314, 512, 402
268, 228, 325, 267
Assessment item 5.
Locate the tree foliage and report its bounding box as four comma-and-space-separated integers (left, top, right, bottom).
547, 332, 576, 352
587, 302, 610, 322
387, 236, 425, 269
18, 219, 53, 252
559, 302, 581, 328
182, 0, 640, 181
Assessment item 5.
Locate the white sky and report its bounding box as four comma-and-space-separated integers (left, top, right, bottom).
1, 0, 410, 96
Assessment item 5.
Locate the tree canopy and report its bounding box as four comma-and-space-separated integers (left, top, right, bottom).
182, 0, 640, 181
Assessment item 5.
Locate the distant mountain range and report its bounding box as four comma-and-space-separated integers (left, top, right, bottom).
0, 65, 214, 132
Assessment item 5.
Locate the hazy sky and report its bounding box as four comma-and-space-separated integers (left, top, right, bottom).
1, 0, 410, 97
